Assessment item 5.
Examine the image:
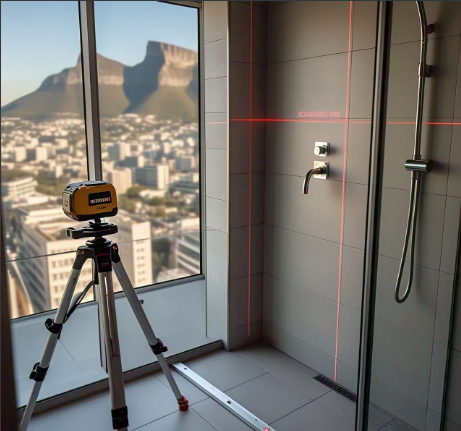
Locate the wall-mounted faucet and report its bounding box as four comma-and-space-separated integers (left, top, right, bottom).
302, 161, 329, 194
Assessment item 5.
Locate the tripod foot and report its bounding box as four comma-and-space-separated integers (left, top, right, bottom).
177, 396, 189, 411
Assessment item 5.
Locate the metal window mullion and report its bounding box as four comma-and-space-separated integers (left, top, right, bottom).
356, 2, 393, 431
79, 1, 102, 181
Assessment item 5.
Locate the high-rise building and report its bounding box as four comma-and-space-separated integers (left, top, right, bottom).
175, 231, 201, 275
107, 167, 132, 194
108, 142, 129, 161
1, 176, 37, 199
135, 164, 170, 190
176, 156, 195, 171
11, 206, 152, 313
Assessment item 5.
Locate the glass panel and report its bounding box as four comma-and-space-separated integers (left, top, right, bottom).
94, 1, 201, 289
1, 1, 88, 317
365, 3, 461, 430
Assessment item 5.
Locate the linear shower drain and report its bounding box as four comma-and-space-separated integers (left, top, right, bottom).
313, 374, 358, 402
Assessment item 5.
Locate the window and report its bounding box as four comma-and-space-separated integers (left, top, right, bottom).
1, 1, 202, 319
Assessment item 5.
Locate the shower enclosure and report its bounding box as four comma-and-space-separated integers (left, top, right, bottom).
250, 1, 461, 430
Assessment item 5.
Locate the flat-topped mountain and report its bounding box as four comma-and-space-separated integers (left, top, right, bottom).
1, 41, 198, 122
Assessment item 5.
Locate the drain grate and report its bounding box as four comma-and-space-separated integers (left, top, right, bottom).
313, 374, 358, 402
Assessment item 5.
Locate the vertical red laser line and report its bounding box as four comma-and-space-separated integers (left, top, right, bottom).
248, 1, 254, 336
334, 0, 353, 382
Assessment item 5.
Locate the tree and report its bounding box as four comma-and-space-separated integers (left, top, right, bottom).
147, 197, 165, 206
126, 185, 146, 198
118, 196, 136, 213
1, 169, 33, 182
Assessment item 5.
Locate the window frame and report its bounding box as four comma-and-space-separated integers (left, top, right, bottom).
4, 0, 205, 323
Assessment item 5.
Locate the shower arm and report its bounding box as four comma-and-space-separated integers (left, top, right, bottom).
395, 1, 433, 304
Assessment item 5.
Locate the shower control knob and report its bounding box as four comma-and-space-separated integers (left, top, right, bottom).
314, 142, 329, 156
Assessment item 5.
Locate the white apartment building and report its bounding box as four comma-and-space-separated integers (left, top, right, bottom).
13, 206, 153, 313
1, 176, 37, 199
135, 164, 170, 190
107, 167, 132, 194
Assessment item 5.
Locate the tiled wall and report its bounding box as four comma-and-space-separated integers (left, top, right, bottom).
261, 2, 461, 431
204, 1, 267, 349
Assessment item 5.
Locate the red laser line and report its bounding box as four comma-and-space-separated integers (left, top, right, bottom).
248, 1, 254, 336
334, 0, 353, 383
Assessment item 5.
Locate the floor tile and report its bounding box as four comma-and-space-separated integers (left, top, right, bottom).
225, 373, 311, 424
369, 404, 395, 430
155, 370, 209, 406
272, 401, 355, 431
137, 409, 216, 431
316, 391, 356, 424
192, 398, 254, 431
236, 342, 331, 399
380, 418, 418, 431
188, 351, 267, 391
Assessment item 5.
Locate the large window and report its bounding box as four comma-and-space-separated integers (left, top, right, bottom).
1, 1, 202, 318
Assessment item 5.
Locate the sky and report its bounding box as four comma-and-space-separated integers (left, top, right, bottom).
1, 1, 198, 106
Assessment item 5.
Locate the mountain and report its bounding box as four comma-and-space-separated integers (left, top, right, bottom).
1, 41, 198, 122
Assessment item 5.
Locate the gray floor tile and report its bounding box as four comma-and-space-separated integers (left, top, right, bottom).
192, 398, 254, 431
236, 342, 331, 400
156, 370, 209, 406
188, 351, 267, 391
316, 391, 356, 424
272, 401, 355, 431
380, 418, 418, 431
369, 404, 395, 430
137, 409, 216, 431
225, 373, 311, 424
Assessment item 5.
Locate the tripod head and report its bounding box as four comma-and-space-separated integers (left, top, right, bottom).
67, 219, 118, 240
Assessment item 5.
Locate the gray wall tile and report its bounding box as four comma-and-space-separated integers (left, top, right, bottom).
434, 272, 455, 346
349, 49, 375, 119
266, 53, 348, 119
378, 188, 446, 270
206, 197, 227, 232
338, 305, 361, 370
265, 172, 343, 243
229, 274, 263, 330
265, 122, 345, 181
207, 253, 228, 304
383, 120, 453, 195
229, 224, 264, 280
447, 125, 461, 197
445, 348, 461, 426
440, 197, 461, 274
205, 77, 227, 113
347, 122, 371, 185
229, 2, 266, 65
205, 113, 227, 149
264, 225, 340, 302
206, 149, 228, 200
352, 1, 378, 50
204, 1, 228, 44
205, 39, 228, 79
267, 1, 350, 64
344, 182, 368, 250
387, 36, 460, 119
230, 173, 264, 228
263, 275, 337, 357
228, 321, 263, 350
375, 255, 439, 340
372, 319, 432, 406
230, 121, 265, 174
391, 2, 461, 45
428, 342, 448, 415
340, 246, 364, 311
207, 228, 228, 259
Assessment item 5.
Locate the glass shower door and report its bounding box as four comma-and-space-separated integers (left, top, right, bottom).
360, 2, 461, 431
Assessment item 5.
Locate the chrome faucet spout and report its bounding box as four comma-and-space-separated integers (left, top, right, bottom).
302, 167, 325, 194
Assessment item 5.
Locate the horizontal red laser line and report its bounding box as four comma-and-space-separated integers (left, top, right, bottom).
229, 119, 461, 126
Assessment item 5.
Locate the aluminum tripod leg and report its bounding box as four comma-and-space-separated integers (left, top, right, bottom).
98, 271, 128, 430
19, 267, 82, 431
112, 255, 188, 411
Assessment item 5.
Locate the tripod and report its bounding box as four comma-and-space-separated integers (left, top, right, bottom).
20, 221, 188, 431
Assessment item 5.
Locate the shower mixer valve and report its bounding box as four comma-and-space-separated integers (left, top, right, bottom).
302, 161, 329, 194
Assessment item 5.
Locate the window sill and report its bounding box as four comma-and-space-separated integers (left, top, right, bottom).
12, 279, 213, 408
